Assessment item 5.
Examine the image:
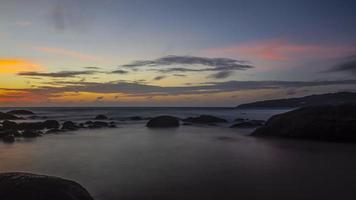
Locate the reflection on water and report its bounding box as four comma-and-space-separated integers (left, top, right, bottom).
0, 124, 356, 200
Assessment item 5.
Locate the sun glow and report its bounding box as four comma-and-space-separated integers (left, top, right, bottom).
0, 59, 44, 74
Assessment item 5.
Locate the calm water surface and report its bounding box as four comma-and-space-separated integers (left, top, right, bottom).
0, 108, 355, 200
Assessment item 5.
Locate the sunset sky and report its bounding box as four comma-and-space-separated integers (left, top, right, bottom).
1, 0, 356, 106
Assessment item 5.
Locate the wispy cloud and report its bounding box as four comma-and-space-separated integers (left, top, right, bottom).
202, 39, 356, 61
111, 69, 129, 74
6, 79, 356, 97
327, 56, 356, 75
207, 71, 233, 79
18, 70, 98, 78
122, 55, 253, 72
153, 75, 166, 81
34, 47, 99, 61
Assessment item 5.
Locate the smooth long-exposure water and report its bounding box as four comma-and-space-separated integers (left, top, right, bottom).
0, 108, 355, 200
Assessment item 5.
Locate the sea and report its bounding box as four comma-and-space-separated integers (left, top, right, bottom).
0, 107, 356, 200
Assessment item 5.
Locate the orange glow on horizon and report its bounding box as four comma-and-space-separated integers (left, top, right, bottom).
0, 58, 44, 74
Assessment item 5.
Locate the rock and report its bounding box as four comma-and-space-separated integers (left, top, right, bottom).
27, 115, 47, 120
95, 115, 108, 120
46, 129, 65, 134
183, 115, 228, 124
129, 116, 143, 121
22, 130, 42, 137
17, 122, 44, 130
43, 120, 60, 129
2, 120, 18, 130
89, 121, 109, 128
230, 120, 265, 128
6, 110, 34, 115
234, 118, 247, 122
2, 135, 15, 143
0, 112, 20, 120
0, 172, 94, 200
252, 104, 356, 142
62, 121, 78, 130
146, 116, 180, 128
0, 129, 18, 138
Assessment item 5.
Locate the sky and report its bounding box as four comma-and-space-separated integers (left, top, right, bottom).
1, 0, 356, 106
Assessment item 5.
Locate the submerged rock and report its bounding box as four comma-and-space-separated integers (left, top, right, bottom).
22, 130, 42, 137
183, 115, 228, 124
146, 116, 180, 128
252, 104, 356, 142
0, 112, 20, 120
95, 115, 108, 120
2, 135, 15, 143
62, 121, 78, 130
6, 110, 34, 115
89, 121, 109, 128
0, 172, 94, 200
230, 120, 265, 128
43, 120, 60, 129
129, 116, 144, 121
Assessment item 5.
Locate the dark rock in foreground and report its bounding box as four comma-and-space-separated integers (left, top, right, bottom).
183, 115, 227, 124
147, 116, 180, 128
230, 120, 265, 128
6, 110, 34, 115
0, 112, 19, 120
252, 104, 356, 142
0, 172, 94, 200
95, 114, 108, 120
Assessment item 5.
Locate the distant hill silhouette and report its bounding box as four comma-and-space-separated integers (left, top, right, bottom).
236, 92, 356, 109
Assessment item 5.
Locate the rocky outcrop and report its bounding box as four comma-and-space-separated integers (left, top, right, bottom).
252, 104, 356, 142
146, 116, 180, 128
6, 110, 34, 115
183, 115, 227, 124
0, 172, 94, 200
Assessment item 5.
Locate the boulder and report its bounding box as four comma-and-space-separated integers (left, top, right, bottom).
230, 120, 265, 128
183, 115, 227, 124
2, 120, 18, 130
95, 115, 108, 120
146, 116, 180, 128
0, 112, 20, 120
43, 120, 60, 129
17, 122, 44, 130
6, 110, 34, 115
22, 130, 42, 137
129, 116, 143, 121
252, 104, 356, 142
0, 172, 94, 200
62, 121, 78, 130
